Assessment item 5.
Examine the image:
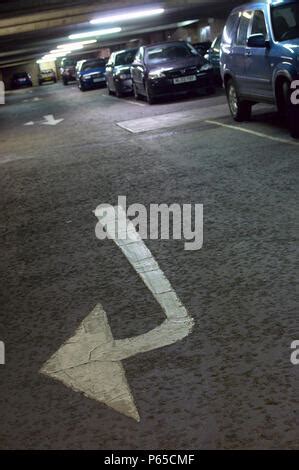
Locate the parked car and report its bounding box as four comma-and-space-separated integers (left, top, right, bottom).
38, 69, 57, 85
75, 60, 86, 78
60, 58, 77, 85
131, 41, 215, 104
205, 35, 222, 85
77, 59, 107, 91
106, 48, 138, 97
193, 41, 212, 56
220, 0, 299, 138
11, 72, 32, 89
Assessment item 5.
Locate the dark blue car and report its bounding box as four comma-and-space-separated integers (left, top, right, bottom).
11, 72, 33, 89
220, 0, 299, 137
77, 59, 107, 92
205, 35, 222, 85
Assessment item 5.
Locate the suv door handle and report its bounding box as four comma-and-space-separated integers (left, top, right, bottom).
245, 50, 252, 56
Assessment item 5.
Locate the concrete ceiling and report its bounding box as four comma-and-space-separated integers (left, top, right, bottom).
0, 0, 240, 68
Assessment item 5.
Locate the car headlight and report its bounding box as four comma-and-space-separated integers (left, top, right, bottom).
118, 73, 131, 80
149, 70, 166, 79
198, 63, 213, 73
82, 75, 91, 80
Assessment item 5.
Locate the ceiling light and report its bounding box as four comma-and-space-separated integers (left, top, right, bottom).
56, 44, 84, 51
90, 8, 164, 24
39, 55, 58, 62
177, 20, 199, 28
49, 50, 71, 56
57, 40, 97, 49
69, 27, 121, 40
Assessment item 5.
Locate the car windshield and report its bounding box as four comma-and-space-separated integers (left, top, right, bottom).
62, 60, 75, 67
82, 59, 106, 71
271, 2, 299, 41
146, 43, 198, 64
115, 50, 137, 66
14, 73, 28, 78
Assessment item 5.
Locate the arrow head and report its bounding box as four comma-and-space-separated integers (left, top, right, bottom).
41, 114, 64, 125
40, 304, 140, 422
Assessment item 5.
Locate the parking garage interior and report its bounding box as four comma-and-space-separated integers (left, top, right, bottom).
0, 0, 298, 454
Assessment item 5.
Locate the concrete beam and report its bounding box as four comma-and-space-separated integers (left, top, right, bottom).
0, 54, 42, 67
0, 14, 95, 36
0, 0, 146, 26
0, 59, 37, 68
0, 1, 225, 36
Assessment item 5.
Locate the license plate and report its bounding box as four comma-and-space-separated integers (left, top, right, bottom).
173, 75, 196, 85
93, 77, 105, 83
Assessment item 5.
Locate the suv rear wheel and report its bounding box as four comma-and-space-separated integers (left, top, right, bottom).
226, 79, 252, 122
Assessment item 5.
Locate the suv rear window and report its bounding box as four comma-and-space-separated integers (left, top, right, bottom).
222, 12, 239, 45
236, 11, 253, 46
251, 10, 267, 37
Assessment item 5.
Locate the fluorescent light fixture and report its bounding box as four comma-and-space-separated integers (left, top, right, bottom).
55, 45, 83, 51
90, 8, 164, 25
69, 27, 121, 40
57, 40, 97, 49
49, 50, 71, 56
177, 20, 199, 28
40, 55, 58, 61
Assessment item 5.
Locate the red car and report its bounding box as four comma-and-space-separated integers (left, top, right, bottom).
60, 58, 77, 85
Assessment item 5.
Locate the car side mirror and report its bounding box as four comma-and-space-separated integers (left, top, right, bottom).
247, 34, 269, 48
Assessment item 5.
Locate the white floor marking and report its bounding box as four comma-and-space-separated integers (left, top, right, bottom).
41, 206, 194, 421
117, 104, 228, 133
206, 120, 299, 146
23, 114, 64, 126
23, 97, 42, 103
41, 114, 64, 126
41, 304, 140, 421
126, 100, 145, 107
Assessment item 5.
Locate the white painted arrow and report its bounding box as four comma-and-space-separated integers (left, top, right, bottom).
24, 114, 63, 127
41, 206, 194, 421
23, 97, 42, 103
41, 114, 64, 126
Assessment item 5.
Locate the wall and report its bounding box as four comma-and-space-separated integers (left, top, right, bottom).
1, 61, 40, 89
197, 18, 226, 42
172, 24, 200, 43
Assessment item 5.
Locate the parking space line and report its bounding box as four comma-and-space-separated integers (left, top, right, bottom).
117, 104, 228, 133
126, 100, 146, 107
206, 120, 299, 146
